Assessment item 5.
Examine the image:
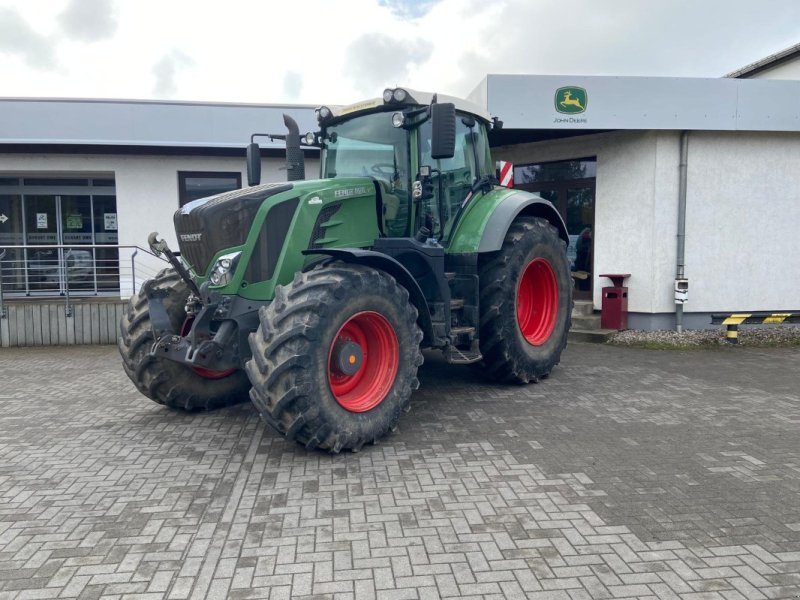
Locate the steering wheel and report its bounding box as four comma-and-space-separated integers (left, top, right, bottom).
371, 163, 397, 177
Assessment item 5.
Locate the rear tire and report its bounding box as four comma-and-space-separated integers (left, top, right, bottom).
246, 262, 423, 453
118, 268, 250, 410
477, 216, 572, 383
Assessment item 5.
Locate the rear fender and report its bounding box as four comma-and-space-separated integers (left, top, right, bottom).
301, 248, 435, 345
478, 191, 569, 252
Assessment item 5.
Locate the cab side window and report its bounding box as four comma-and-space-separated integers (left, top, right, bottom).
419, 115, 480, 239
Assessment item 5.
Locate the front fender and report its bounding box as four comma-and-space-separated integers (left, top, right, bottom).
301, 248, 435, 345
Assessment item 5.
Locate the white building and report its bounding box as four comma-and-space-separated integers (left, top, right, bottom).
1, 45, 798, 344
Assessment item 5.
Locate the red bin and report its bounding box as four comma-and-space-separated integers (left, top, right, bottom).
599, 273, 630, 330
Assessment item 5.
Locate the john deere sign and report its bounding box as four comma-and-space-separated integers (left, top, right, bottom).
555, 86, 587, 114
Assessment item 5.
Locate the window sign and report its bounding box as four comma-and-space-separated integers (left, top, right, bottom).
36, 213, 48, 229
104, 213, 118, 230
66, 214, 83, 229
63, 233, 93, 243
28, 232, 58, 243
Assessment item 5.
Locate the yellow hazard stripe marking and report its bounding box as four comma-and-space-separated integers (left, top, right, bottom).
722, 314, 751, 325
763, 314, 791, 324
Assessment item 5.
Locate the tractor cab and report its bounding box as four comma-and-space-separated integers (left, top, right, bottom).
315, 89, 496, 244
248, 88, 498, 245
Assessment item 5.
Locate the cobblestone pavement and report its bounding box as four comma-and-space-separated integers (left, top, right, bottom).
1, 343, 799, 600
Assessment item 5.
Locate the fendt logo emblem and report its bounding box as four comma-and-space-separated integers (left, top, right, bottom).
555, 87, 587, 114
180, 233, 202, 242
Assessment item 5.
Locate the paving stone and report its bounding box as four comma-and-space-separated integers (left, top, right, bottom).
0, 344, 798, 599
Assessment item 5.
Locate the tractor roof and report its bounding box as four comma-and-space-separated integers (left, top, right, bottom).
318, 87, 493, 125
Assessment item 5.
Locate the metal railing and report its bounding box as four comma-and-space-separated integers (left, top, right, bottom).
0, 244, 168, 317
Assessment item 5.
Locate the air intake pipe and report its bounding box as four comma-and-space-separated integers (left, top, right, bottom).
283, 114, 305, 182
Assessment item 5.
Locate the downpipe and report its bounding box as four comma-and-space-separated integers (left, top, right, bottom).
676, 131, 689, 333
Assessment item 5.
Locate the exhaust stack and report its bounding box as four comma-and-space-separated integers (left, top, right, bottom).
245, 113, 306, 186
283, 114, 305, 182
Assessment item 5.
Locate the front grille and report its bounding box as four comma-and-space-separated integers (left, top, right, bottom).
244, 197, 300, 283
174, 183, 292, 275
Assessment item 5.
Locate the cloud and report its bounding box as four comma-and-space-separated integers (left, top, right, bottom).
0, 6, 57, 69
57, 0, 118, 42
344, 33, 433, 95
152, 49, 194, 97
283, 71, 304, 101
377, 0, 441, 19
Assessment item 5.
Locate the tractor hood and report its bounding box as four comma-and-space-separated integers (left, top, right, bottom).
174, 182, 292, 275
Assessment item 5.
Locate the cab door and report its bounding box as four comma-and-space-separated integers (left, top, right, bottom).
416, 114, 491, 244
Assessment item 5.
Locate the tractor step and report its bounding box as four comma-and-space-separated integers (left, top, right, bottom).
449, 325, 475, 336
450, 298, 465, 310
444, 346, 483, 364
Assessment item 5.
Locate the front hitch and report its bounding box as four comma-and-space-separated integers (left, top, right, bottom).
148, 296, 240, 372
151, 319, 240, 372
147, 232, 201, 298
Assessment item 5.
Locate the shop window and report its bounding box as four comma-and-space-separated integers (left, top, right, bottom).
178, 171, 241, 206
0, 177, 118, 296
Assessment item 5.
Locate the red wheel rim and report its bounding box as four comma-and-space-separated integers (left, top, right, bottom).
327, 311, 399, 413
516, 258, 559, 346
180, 318, 236, 380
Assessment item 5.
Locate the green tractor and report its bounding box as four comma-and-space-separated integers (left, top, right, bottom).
119, 88, 572, 452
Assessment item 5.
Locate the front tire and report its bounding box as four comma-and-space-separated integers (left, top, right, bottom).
118, 268, 250, 410
477, 217, 572, 383
246, 263, 423, 453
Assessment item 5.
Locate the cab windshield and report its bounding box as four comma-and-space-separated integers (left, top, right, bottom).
322, 112, 411, 191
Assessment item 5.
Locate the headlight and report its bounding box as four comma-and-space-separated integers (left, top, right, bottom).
391, 112, 405, 128
208, 251, 241, 287
317, 106, 332, 121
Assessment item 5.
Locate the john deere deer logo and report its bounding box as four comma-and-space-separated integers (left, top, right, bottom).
555, 87, 587, 114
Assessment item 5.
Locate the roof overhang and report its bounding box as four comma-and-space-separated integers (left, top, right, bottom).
469, 74, 800, 132
0, 97, 318, 149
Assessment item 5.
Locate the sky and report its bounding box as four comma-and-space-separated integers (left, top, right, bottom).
0, 0, 798, 106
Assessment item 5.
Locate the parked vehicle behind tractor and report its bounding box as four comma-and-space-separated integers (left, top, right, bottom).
119, 88, 572, 452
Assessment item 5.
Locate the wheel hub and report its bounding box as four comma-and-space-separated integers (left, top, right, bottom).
332, 340, 364, 376
327, 311, 400, 413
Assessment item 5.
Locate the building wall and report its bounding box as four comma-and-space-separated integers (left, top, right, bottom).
494, 130, 800, 322
0, 151, 320, 294
683, 131, 800, 312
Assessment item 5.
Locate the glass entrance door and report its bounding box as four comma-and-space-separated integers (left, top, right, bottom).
60, 195, 95, 293
25, 195, 62, 293
514, 158, 596, 300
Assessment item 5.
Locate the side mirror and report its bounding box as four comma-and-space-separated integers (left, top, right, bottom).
246, 142, 261, 186
430, 102, 456, 160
